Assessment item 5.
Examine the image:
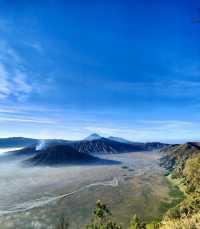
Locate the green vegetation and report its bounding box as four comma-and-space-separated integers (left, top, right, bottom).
183, 153, 200, 193
128, 215, 148, 229
86, 201, 161, 229
56, 200, 160, 229
56, 181, 189, 229
158, 144, 200, 228
155, 177, 184, 218
164, 154, 200, 220
86, 200, 122, 229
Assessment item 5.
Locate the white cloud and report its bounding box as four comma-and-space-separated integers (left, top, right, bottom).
0, 63, 10, 98
139, 120, 193, 129
0, 39, 53, 102
82, 119, 200, 143
107, 80, 200, 97
12, 71, 32, 101
173, 63, 200, 78
0, 41, 23, 64
0, 62, 32, 101
0, 116, 55, 124
0, 105, 58, 124
103, 62, 200, 97
26, 42, 44, 54
0, 103, 199, 142
84, 126, 119, 136
0, 38, 35, 102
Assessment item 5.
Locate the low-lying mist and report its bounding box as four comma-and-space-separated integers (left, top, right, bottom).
0, 148, 123, 216
0, 148, 171, 229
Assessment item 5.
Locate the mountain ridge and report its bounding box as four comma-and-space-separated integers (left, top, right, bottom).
24, 144, 119, 166
0, 137, 38, 148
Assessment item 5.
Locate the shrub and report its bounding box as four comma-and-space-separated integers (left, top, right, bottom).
128, 215, 146, 229
183, 154, 200, 192
86, 200, 122, 229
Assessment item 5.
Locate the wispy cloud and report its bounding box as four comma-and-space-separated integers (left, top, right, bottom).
0, 103, 199, 142
0, 62, 32, 101
173, 63, 200, 78
24, 41, 44, 55
0, 63, 10, 99
84, 126, 119, 135
106, 79, 200, 97
0, 36, 46, 102
139, 120, 193, 129
100, 62, 200, 98
0, 39, 55, 102
0, 116, 55, 124
0, 41, 23, 64
81, 118, 200, 143
0, 105, 58, 124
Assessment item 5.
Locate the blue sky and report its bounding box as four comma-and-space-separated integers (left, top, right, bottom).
0, 0, 200, 142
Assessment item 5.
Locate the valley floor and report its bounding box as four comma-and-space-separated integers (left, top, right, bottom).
0, 152, 182, 229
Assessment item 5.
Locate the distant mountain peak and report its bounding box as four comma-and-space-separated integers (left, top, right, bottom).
84, 133, 102, 141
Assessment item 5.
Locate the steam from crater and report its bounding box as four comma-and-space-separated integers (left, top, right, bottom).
36, 140, 47, 151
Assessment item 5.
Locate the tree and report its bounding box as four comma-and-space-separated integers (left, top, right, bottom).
86, 200, 122, 229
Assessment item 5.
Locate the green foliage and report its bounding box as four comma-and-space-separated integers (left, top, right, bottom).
166, 205, 181, 219
86, 201, 160, 229
179, 195, 200, 215
146, 222, 160, 229
159, 182, 185, 217
128, 215, 147, 229
160, 143, 200, 226
170, 172, 178, 179
164, 172, 170, 177
86, 200, 122, 229
183, 154, 200, 193
166, 154, 200, 220
160, 143, 200, 178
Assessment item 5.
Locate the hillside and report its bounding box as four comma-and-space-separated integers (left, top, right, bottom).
0, 137, 38, 148
160, 142, 200, 177
69, 138, 167, 154
158, 142, 200, 228
24, 144, 116, 166
0, 146, 39, 162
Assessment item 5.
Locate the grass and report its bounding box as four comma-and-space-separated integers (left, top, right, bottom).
159, 177, 185, 216
160, 213, 200, 229
166, 174, 187, 195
